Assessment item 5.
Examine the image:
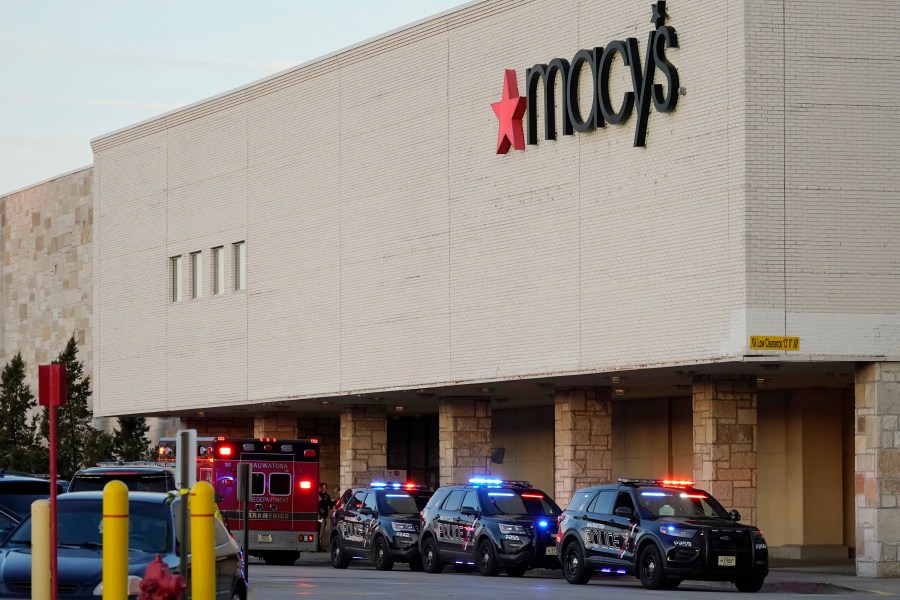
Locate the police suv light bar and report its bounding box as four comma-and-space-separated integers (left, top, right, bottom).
467, 477, 533, 489
618, 478, 695, 487
370, 481, 428, 490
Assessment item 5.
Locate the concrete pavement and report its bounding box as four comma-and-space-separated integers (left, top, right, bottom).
247, 552, 900, 597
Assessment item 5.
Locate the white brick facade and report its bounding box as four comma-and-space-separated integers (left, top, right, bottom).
91, 0, 900, 417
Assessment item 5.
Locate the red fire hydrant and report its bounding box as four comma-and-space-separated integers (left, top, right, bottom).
139, 554, 187, 600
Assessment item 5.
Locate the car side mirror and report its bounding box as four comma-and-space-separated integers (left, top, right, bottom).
359, 507, 374, 516
460, 507, 478, 517
728, 509, 741, 522
614, 506, 634, 519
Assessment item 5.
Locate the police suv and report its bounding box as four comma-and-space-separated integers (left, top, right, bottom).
330, 482, 433, 571
419, 478, 561, 577
556, 478, 768, 592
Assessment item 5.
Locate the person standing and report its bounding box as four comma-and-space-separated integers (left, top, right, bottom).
318, 482, 334, 551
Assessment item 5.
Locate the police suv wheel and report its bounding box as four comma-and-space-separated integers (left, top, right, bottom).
408, 557, 424, 572
373, 536, 395, 571
331, 535, 350, 569
562, 541, 591, 585
638, 544, 667, 590
476, 540, 500, 576
734, 575, 766, 593
422, 537, 444, 574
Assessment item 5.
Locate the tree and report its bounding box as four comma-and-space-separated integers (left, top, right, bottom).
84, 429, 116, 468
40, 337, 95, 478
0, 353, 42, 472
113, 416, 151, 461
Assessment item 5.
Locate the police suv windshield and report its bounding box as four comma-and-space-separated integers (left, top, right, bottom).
379, 493, 419, 515
480, 489, 560, 516
636, 487, 729, 519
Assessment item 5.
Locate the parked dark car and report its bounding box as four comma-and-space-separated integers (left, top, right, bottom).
0, 507, 20, 545
556, 478, 768, 592
0, 491, 246, 599
419, 478, 561, 576
330, 482, 433, 571
68, 465, 176, 493
0, 472, 65, 518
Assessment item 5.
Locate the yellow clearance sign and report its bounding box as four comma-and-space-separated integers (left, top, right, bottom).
750, 336, 800, 351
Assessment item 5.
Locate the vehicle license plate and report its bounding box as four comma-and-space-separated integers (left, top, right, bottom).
718, 555, 736, 567
257, 534, 273, 543
546, 547, 557, 556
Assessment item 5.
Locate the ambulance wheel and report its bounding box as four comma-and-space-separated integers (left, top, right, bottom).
373, 536, 395, 571
505, 565, 527, 577
422, 537, 444, 573
638, 544, 667, 590
408, 557, 424, 572
263, 551, 299, 566
330, 536, 350, 569
476, 539, 500, 576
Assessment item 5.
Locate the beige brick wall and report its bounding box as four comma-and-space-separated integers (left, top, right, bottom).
743, 0, 900, 353
1, 167, 93, 389
91, 0, 899, 416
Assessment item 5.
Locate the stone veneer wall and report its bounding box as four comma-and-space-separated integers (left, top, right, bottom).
438, 397, 491, 486
252, 411, 298, 438
181, 417, 253, 438
855, 362, 900, 577
339, 405, 387, 490
693, 376, 758, 525
554, 387, 612, 509
1, 167, 93, 390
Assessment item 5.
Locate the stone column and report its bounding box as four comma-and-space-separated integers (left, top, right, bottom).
339, 405, 388, 491
439, 397, 491, 487
692, 376, 757, 525
554, 387, 612, 509
253, 411, 298, 438
855, 362, 900, 578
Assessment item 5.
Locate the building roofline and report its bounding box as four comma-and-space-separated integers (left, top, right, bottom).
89, 0, 525, 151
0, 164, 93, 199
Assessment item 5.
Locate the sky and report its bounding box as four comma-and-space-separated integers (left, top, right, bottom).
0, 0, 466, 194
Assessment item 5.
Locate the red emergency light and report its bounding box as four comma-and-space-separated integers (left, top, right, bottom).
303, 449, 316, 458
521, 493, 544, 499
299, 480, 312, 490
310, 438, 319, 444
660, 479, 694, 487
218, 446, 233, 457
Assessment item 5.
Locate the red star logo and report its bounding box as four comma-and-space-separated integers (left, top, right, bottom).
491, 69, 526, 154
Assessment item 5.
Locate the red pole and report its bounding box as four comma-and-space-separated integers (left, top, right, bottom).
49, 402, 58, 600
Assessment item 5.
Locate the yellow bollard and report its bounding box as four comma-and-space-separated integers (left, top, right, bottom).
190, 480, 216, 600
102, 480, 129, 600
31, 499, 51, 600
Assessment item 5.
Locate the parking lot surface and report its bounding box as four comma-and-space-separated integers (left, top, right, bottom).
243, 554, 900, 599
